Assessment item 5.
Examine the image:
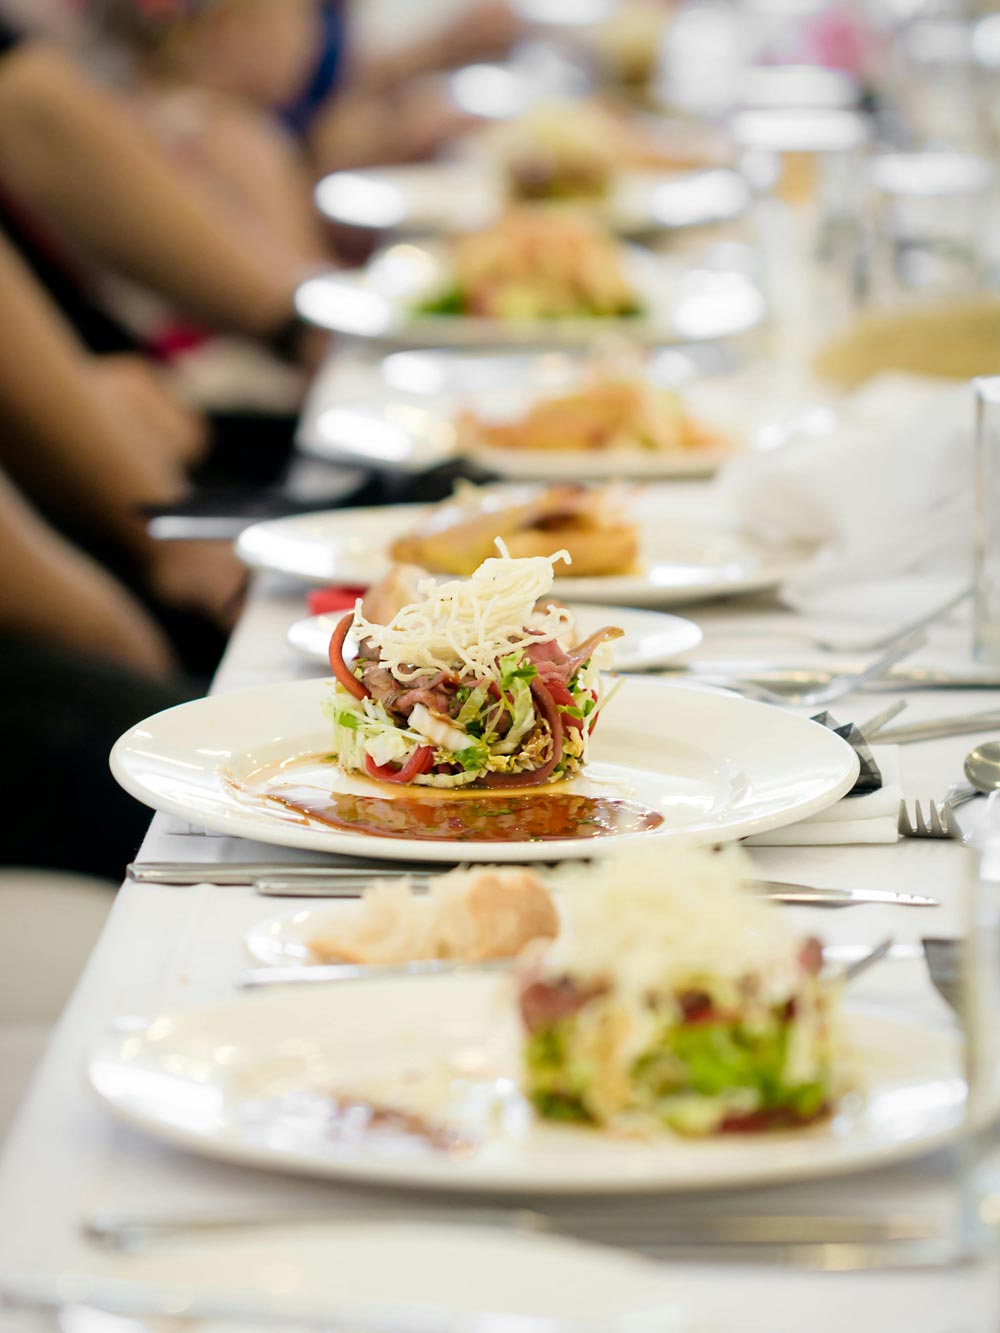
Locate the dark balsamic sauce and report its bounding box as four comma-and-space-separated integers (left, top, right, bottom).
264, 785, 664, 843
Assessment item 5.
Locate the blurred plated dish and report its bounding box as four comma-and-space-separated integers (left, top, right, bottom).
316, 161, 748, 238
298, 347, 740, 481
245, 865, 558, 968
317, 97, 744, 239
288, 602, 702, 674
295, 214, 765, 348
90, 847, 958, 1193
236, 487, 807, 607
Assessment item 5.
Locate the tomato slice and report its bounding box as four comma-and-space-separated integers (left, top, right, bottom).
544, 678, 583, 734
328, 612, 369, 700
365, 745, 435, 784
308, 585, 366, 617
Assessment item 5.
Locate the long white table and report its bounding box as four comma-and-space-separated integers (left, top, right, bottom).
2, 543, 999, 1330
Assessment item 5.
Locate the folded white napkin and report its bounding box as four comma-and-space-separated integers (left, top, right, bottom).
720, 379, 973, 599
746, 746, 901, 845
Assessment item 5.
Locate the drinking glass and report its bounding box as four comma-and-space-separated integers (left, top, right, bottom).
732, 105, 872, 362
864, 150, 995, 307
974, 376, 1000, 664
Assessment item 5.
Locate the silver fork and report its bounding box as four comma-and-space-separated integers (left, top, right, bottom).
897, 799, 964, 840
800, 585, 970, 653
695, 627, 927, 708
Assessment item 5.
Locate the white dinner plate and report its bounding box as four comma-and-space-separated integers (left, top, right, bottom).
89, 974, 960, 1195
236, 501, 806, 607
287, 603, 703, 673
77, 1221, 678, 1326
294, 241, 766, 348
298, 377, 742, 481
109, 676, 858, 862
315, 162, 750, 237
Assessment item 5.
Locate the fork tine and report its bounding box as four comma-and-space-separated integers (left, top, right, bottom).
899, 798, 962, 839
943, 805, 965, 841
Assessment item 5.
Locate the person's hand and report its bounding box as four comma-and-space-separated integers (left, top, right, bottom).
146, 539, 248, 630
92, 354, 208, 470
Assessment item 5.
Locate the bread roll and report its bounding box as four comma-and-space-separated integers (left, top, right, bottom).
503, 523, 638, 577
308, 866, 558, 965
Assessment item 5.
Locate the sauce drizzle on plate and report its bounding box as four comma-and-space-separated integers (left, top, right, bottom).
263, 785, 663, 843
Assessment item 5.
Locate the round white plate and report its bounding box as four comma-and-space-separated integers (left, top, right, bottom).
287, 604, 702, 673
246, 904, 327, 966
236, 502, 805, 607
294, 241, 766, 348
89, 975, 960, 1195
79, 1221, 677, 1325
298, 376, 742, 481
109, 676, 858, 862
315, 162, 750, 237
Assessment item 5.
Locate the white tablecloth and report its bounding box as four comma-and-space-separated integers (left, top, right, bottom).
0, 487, 998, 1333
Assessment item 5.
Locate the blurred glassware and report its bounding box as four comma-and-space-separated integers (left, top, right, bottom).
447, 42, 589, 121
738, 62, 862, 110
863, 151, 995, 306
962, 809, 1000, 1266
888, 16, 987, 150
732, 106, 871, 359
973, 377, 1000, 666
658, 1, 747, 117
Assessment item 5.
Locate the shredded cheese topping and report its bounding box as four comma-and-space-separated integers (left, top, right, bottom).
542, 844, 803, 1006
352, 548, 575, 682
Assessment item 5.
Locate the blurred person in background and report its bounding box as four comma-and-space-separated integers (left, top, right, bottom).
0, 16, 332, 486
93, 0, 522, 176
0, 470, 196, 880
0, 224, 246, 674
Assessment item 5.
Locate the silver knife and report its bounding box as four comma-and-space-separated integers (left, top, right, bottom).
237, 957, 512, 989
747, 880, 938, 907
873, 711, 1000, 745
674, 663, 1000, 691
234, 937, 915, 991
250, 878, 938, 906
127, 861, 420, 886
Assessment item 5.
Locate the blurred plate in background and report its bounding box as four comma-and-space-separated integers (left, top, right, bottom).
316, 163, 750, 237
287, 602, 703, 672
235, 500, 806, 607
295, 242, 766, 348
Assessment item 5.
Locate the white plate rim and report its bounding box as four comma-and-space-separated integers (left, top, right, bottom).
109, 675, 860, 863
314, 162, 750, 237
87, 978, 962, 1196
296, 384, 741, 481
234, 504, 805, 608
294, 242, 766, 348
286, 603, 704, 672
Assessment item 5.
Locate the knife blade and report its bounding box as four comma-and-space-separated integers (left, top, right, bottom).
872, 711, 1000, 744
746, 880, 938, 907
127, 861, 421, 886
250, 878, 939, 907
237, 957, 512, 989
674, 663, 1000, 691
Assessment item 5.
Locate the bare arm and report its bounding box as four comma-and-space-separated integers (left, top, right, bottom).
0, 232, 248, 626
0, 471, 176, 679
192, 95, 329, 262
0, 227, 187, 553
0, 43, 302, 335
349, 0, 520, 93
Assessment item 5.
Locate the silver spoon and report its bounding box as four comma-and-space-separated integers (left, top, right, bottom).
964, 740, 1000, 794
945, 740, 1000, 807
